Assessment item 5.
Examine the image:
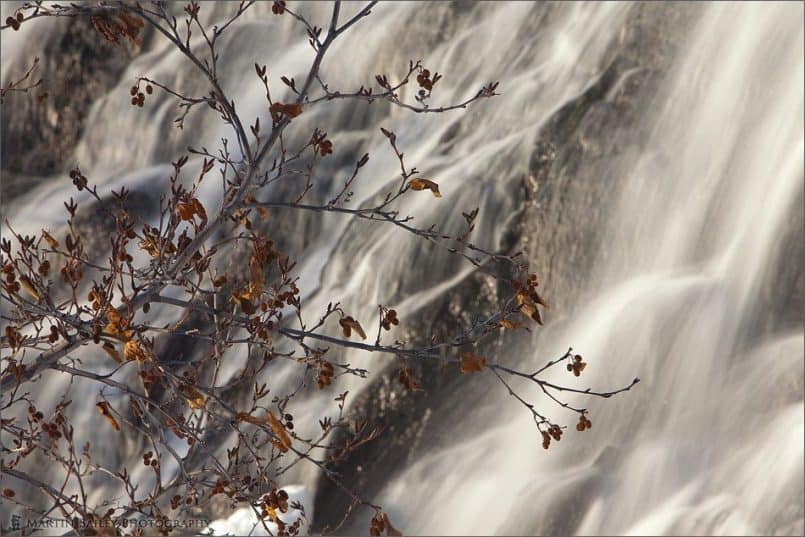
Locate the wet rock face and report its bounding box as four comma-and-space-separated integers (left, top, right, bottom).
757, 189, 805, 334
1, 16, 146, 201
519, 3, 701, 313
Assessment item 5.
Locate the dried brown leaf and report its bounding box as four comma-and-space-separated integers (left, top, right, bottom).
267, 411, 292, 452
339, 316, 366, 339
459, 351, 486, 373
248, 255, 264, 296
408, 178, 442, 197
179, 385, 205, 410
124, 340, 147, 362
41, 229, 59, 249
516, 290, 543, 325
96, 402, 120, 431
18, 275, 39, 301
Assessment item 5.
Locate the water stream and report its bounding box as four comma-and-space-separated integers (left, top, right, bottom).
2, 2, 802, 535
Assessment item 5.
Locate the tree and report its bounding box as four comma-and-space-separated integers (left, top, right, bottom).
0, 2, 638, 535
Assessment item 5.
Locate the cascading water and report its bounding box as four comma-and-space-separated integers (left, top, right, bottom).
1, 2, 802, 535
367, 3, 805, 535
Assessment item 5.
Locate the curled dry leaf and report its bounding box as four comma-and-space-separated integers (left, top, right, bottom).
383, 513, 403, 537
269, 102, 303, 121
124, 339, 148, 362
105, 307, 121, 329
408, 178, 441, 197
177, 197, 208, 225
248, 255, 264, 296
499, 318, 522, 330
96, 402, 120, 431
516, 290, 544, 325
370, 511, 403, 537
177, 202, 194, 221
339, 315, 367, 339
18, 275, 39, 301
231, 291, 256, 315
41, 229, 59, 249
101, 341, 123, 364
105, 308, 133, 340
234, 412, 264, 426
459, 351, 486, 373
179, 384, 205, 410
267, 411, 292, 453
191, 197, 207, 224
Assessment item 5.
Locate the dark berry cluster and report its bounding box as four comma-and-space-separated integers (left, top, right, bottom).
272, 1, 286, 15
69, 167, 88, 191
317, 361, 335, 389
5, 12, 23, 30
381, 308, 398, 330
129, 83, 152, 107
576, 414, 593, 432
415, 67, 442, 101
566, 354, 587, 377
312, 130, 333, 156
541, 423, 563, 449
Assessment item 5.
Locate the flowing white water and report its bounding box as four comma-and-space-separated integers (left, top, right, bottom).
372, 3, 805, 535
2, 2, 802, 535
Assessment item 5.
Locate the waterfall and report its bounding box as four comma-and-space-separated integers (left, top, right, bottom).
1, 2, 802, 535
369, 3, 805, 535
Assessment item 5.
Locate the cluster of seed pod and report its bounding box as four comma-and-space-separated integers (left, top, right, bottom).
567, 354, 587, 377
541, 423, 563, 449
142, 451, 157, 468
37, 258, 50, 277
317, 361, 335, 389
415, 67, 441, 96
272, 1, 286, 15
170, 494, 184, 510
282, 413, 294, 431
211, 478, 233, 497
260, 488, 290, 518
514, 272, 547, 324
129, 83, 152, 107
2, 263, 20, 296
369, 511, 401, 537
5, 12, 23, 30
27, 405, 45, 423
380, 308, 399, 331
39, 420, 60, 440
69, 167, 88, 191
576, 414, 593, 432
47, 325, 59, 343
312, 130, 333, 156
